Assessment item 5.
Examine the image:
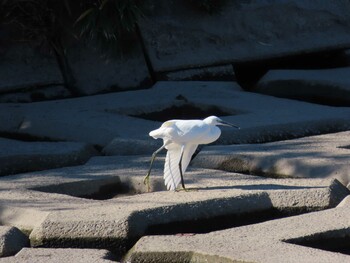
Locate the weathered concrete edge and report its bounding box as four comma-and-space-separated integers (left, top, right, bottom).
27, 180, 349, 257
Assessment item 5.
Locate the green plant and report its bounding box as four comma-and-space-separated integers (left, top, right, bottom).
0, 0, 80, 95
0, 0, 148, 94
74, 0, 146, 56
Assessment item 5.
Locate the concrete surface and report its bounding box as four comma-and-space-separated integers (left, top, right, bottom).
0, 138, 99, 176
128, 205, 350, 263
192, 131, 350, 185
67, 44, 151, 95
0, 226, 28, 257
102, 138, 162, 156
1, 81, 350, 147
164, 65, 235, 81
139, 0, 350, 71
0, 248, 116, 263
256, 67, 350, 106
0, 44, 63, 94
0, 155, 348, 258
0, 85, 71, 103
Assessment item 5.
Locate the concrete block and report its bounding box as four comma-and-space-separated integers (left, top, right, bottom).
0, 138, 99, 176
0, 248, 116, 263
192, 131, 350, 185
0, 226, 28, 257
256, 67, 350, 106
1, 81, 350, 147
139, 0, 350, 71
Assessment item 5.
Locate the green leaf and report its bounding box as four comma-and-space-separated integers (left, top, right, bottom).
74, 8, 94, 25
63, 0, 72, 16
99, 0, 110, 10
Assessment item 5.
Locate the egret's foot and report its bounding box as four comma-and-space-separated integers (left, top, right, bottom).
143, 174, 151, 192
176, 187, 198, 192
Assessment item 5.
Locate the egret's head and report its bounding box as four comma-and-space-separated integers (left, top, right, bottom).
204, 116, 240, 128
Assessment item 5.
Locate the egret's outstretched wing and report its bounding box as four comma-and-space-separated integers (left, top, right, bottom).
164, 144, 198, 191
164, 144, 181, 191
181, 144, 198, 174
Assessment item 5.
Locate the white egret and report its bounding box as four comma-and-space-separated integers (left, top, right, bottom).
144, 116, 240, 191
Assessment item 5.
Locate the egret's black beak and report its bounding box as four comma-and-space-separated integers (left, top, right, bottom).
219, 120, 240, 129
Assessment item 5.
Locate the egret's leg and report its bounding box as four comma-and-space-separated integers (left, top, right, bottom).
178, 145, 186, 190
144, 144, 166, 190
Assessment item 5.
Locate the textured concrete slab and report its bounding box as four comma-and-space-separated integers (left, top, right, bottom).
67, 44, 151, 95
0, 248, 116, 263
163, 65, 235, 81
0, 138, 99, 176
336, 195, 350, 208
192, 131, 350, 185
0, 155, 348, 258
256, 67, 350, 106
128, 206, 350, 262
102, 138, 162, 156
1, 81, 350, 147
139, 0, 350, 71
0, 44, 63, 93
0, 226, 28, 257
0, 85, 71, 103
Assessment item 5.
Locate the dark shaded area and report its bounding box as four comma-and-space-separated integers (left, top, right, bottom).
287, 229, 350, 255
130, 103, 233, 122
34, 237, 121, 261
268, 93, 350, 107
0, 131, 60, 142
234, 50, 348, 91
79, 182, 139, 200
157, 65, 236, 82
33, 179, 146, 200
145, 207, 319, 235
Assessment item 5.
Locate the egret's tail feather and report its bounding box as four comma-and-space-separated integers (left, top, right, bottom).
149, 128, 163, 139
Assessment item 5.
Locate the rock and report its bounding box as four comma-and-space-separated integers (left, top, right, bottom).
102, 138, 162, 155
255, 67, 350, 106
139, 0, 350, 71
0, 226, 28, 257
67, 44, 151, 95
0, 248, 116, 263
336, 195, 350, 208
1, 81, 350, 147
127, 202, 350, 263
0, 44, 63, 94
192, 131, 350, 185
0, 155, 348, 258
163, 64, 235, 81
0, 85, 71, 103
0, 138, 99, 176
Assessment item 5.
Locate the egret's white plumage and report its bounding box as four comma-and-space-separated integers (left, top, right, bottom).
145, 116, 239, 191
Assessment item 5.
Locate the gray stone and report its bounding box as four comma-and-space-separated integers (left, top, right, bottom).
336, 195, 350, 208
127, 205, 350, 263
68, 44, 151, 95
1, 81, 350, 147
0, 248, 116, 263
0, 138, 99, 176
139, 0, 350, 71
192, 131, 350, 185
102, 138, 163, 155
164, 64, 235, 81
0, 155, 348, 258
0, 226, 28, 257
255, 67, 350, 106
0, 85, 71, 103
0, 44, 63, 93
